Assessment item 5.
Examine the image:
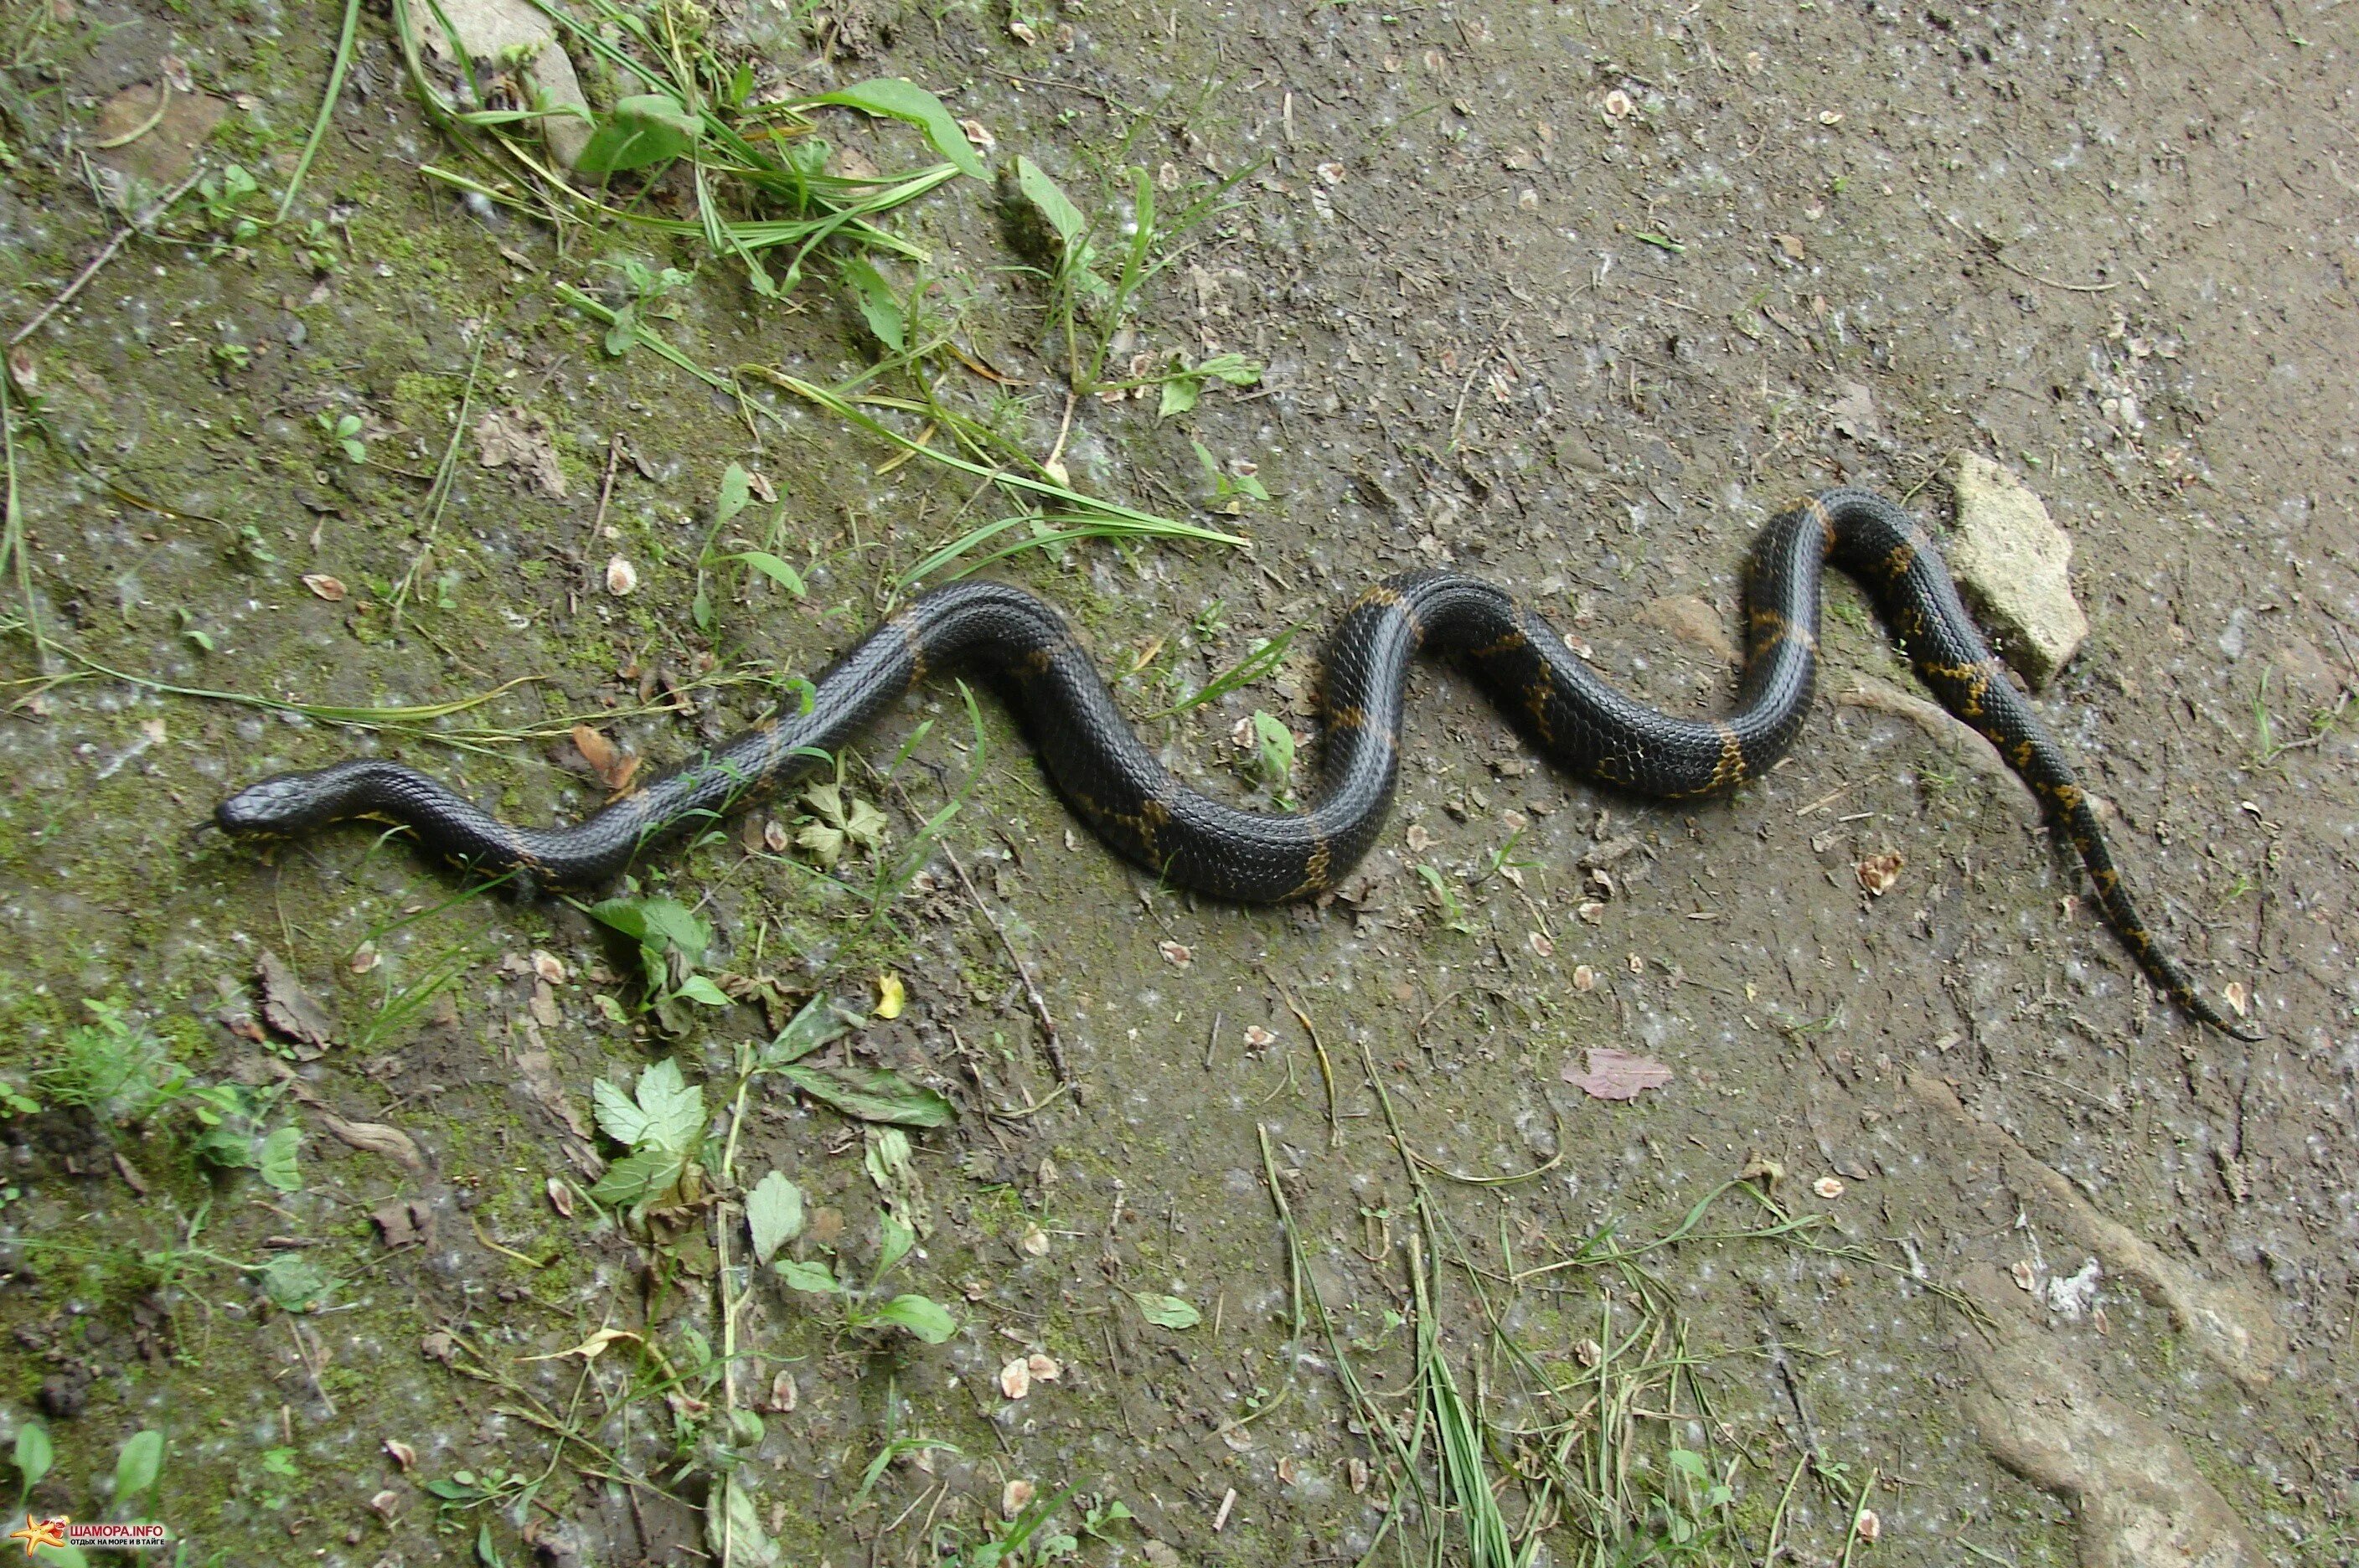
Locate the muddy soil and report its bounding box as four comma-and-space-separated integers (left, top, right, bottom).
1, 1, 2354, 1564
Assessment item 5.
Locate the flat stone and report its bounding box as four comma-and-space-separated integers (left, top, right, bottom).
90, 81, 228, 194
414, 0, 592, 168
1943, 451, 2088, 689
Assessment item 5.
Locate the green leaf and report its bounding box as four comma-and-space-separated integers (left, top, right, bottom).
715, 462, 753, 525
111, 1424, 163, 1509
674, 973, 732, 1008
778, 1062, 954, 1127
774, 1258, 842, 1293
592, 1075, 651, 1148
627, 1058, 705, 1154
839, 255, 906, 353
1012, 155, 1091, 248
868, 1293, 957, 1344
1251, 709, 1296, 781
14, 1419, 52, 1491
255, 1125, 303, 1193
811, 79, 987, 180
1131, 1292, 1202, 1329
588, 895, 711, 964
476, 1520, 506, 1567
1198, 352, 1263, 386
796, 822, 847, 868
875, 1210, 915, 1278
745, 1171, 806, 1263
705, 1473, 784, 1568
261, 1253, 329, 1313
726, 551, 807, 596
841, 796, 889, 851
587, 1146, 684, 1206
576, 92, 701, 175
760, 994, 859, 1069
1157, 376, 1201, 419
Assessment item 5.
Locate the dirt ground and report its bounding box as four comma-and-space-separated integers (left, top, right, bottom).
1, 0, 2355, 1563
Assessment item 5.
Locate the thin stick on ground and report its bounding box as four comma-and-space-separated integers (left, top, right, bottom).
935, 828, 1069, 1086
12, 166, 206, 346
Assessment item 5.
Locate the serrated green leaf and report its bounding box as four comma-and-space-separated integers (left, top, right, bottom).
811, 78, 987, 180
632, 1058, 705, 1155
14, 1419, 52, 1491
797, 822, 846, 868
804, 781, 844, 826
587, 1146, 684, 1206
842, 796, 889, 851
778, 1062, 953, 1127
1131, 1292, 1201, 1329
715, 462, 753, 525
255, 1125, 303, 1192
868, 1293, 957, 1344
774, 1258, 842, 1293
576, 92, 700, 175
261, 1254, 329, 1313
728, 551, 807, 596
746, 1171, 805, 1264
592, 1075, 650, 1148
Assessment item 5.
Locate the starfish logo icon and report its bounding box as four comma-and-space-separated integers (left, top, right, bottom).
6, 1515, 66, 1556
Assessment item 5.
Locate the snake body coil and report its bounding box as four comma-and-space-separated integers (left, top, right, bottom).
217, 487, 2246, 1035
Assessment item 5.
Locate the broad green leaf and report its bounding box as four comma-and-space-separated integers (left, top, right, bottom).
587, 1146, 682, 1206
576, 92, 700, 175
812, 79, 987, 180
1131, 1292, 1201, 1329
869, 1293, 957, 1344
705, 1473, 784, 1568
14, 1419, 52, 1490
797, 822, 846, 868
261, 1254, 329, 1313
865, 1128, 911, 1190
1198, 352, 1263, 386
1158, 377, 1201, 420
779, 1062, 954, 1127
715, 462, 753, 525
805, 781, 845, 825
760, 993, 858, 1068
255, 1125, 303, 1193
745, 1171, 805, 1264
111, 1424, 163, 1509
842, 796, 889, 851
774, 1258, 841, 1293
674, 973, 732, 1008
875, 1210, 915, 1278
588, 895, 711, 962
1011, 155, 1090, 247
727, 551, 807, 596
839, 255, 906, 352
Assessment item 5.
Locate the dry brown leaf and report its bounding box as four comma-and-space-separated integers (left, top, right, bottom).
301, 573, 348, 602
1561, 1047, 1673, 1101
256, 950, 334, 1054
323, 1114, 424, 1170
475, 407, 569, 497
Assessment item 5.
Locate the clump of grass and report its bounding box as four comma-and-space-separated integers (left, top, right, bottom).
35, 998, 191, 1127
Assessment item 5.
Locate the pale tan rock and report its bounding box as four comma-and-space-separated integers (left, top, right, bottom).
1944, 452, 2088, 688
414, 0, 592, 168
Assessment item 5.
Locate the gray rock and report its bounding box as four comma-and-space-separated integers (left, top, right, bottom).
416, 0, 592, 168
1943, 452, 2088, 689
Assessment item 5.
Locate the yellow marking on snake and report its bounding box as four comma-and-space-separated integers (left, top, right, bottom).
1710, 720, 1747, 790
1472, 628, 1530, 660
1522, 676, 1556, 742
1327, 704, 1366, 732
1286, 833, 1334, 900
1880, 539, 1918, 581
1022, 646, 1056, 676
1804, 494, 1835, 551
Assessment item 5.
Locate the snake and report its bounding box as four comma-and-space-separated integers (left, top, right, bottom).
214, 486, 2252, 1038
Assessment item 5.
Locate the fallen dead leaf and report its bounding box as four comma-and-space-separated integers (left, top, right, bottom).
1813, 1176, 1845, 1199
370, 1198, 434, 1250
257, 950, 335, 1055
301, 573, 348, 602
1002, 1479, 1035, 1515
1856, 850, 1904, 896
476, 407, 569, 497
570, 725, 639, 792
1158, 940, 1193, 967
1561, 1048, 1673, 1101
384, 1439, 416, 1472
999, 1357, 1032, 1400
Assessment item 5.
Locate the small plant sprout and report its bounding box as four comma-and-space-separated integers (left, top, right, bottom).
317, 410, 368, 463
773, 1207, 958, 1344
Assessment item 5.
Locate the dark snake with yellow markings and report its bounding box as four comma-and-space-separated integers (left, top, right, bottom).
216, 486, 2252, 1037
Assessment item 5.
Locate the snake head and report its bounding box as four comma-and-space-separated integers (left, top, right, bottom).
214, 765, 370, 838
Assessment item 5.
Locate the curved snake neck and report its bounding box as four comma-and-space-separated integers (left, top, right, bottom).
215, 487, 2251, 1037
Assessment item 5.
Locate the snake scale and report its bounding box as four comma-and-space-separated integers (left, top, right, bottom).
215, 486, 2251, 1037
